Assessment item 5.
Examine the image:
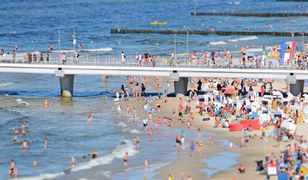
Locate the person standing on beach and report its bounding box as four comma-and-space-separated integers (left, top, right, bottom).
39, 52, 44, 63
197, 128, 201, 143
134, 83, 139, 99
12, 48, 17, 63
46, 53, 49, 63
121, 51, 126, 64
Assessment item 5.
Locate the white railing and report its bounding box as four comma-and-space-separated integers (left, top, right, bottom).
0, 51, 307, 70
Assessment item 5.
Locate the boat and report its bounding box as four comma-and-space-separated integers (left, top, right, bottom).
150, 21, 168, 25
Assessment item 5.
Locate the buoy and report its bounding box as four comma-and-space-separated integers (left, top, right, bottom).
62, 90, 72, 97
150, 21, 168, 25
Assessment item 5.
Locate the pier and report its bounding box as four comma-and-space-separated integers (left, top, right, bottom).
191, 12, 308, 17
111, 29, 307, 37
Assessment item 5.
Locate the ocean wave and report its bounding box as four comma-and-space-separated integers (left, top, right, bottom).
209, 41, 227, 46
129, 129, 139, 134
70, 139, 138, 172
51, 47, 113, 53
0, 82, 13, 87
16, 98, 30, 106
228, 36, 258, 42
116, 122, 128, 128
16, 172, 64, 180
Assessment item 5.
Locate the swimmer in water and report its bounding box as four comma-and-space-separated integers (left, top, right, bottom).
9, 159, 18, 178
123, 152, 128, 168
22, 140, 29, 150
144, 159, 148, 172
71, 156, 77, 166
91, 151, 99, 159
33, 159, 38, 168
88, 111, 93, 122
117, 103, 122, 112
44, 138, 48, 150
136, 136, 140, 149
43, 99, 49, 109
21, 128, 26, 136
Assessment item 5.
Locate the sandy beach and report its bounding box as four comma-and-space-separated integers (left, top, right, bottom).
118, 77, 308, 180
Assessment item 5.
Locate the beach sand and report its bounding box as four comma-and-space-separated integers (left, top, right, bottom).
120, 77, 308, 180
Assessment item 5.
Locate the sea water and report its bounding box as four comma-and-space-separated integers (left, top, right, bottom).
0, 0, 307, 56
1, 0, 308, 179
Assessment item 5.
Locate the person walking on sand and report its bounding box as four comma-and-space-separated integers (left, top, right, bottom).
208, 136, 212, 145
197, 128, 201, 143
190, 140, 195, 157
123, 152, 128, 168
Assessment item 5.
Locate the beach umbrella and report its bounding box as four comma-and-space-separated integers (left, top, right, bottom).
224, 87, 236, 95
249, 112, 259, 119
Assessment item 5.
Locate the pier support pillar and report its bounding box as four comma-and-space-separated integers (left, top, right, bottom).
174, 77, 188, 96
60, 75, 74, 97
290, 80, 304, 96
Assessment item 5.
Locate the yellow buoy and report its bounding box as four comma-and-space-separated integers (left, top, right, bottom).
150, 21, 168, 25
62, 90, 72, 97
